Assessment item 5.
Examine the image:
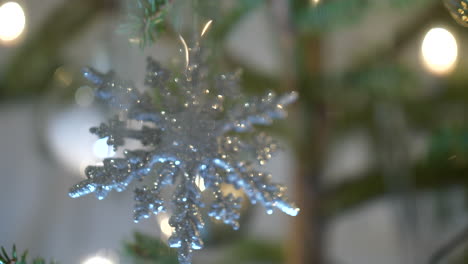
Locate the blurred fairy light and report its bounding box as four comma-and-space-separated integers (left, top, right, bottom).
0, 1, 25, 42
310, 0, 320, 6
53, 66, 73, 86
158, 214, 173, 239
75, 85, 95, 107
82, 256, 113, 264
195, 175, 206, 192
47, 107, 105, 175
421, 27, 458, 75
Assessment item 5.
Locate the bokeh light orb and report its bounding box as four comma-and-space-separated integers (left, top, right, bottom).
311, 0, 320, 6
83, 256, 113, 264
158, 214, 173, 239
421, 27, 458, 75
0, 2, 26, 42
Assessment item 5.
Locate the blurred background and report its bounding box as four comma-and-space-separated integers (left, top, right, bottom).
1, 0, 468, 263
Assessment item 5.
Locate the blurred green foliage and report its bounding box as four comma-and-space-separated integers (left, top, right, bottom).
0, 0, 111, 101
0, 245, 56, 264
123, 233, 178, 264
297, 0, 437, 34
223, 239, 285, 264
118, 0, 172, 48
123, 232, 285, 264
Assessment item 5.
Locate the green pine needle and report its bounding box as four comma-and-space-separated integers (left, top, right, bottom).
124, 232, 178, 264
0, 246, 55, 264
118, 0, 172, 48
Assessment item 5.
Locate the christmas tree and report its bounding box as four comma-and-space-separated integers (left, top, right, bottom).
1, 0, 468, 263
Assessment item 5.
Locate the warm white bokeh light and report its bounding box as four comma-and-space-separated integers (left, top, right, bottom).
421, 27, 458, 75
47, 107, 104, 175
0, 2, 26, 42
75, 85, 95, 107
195, 175, 206, 192
82, 256, 113, 264
158, 214, 173, 239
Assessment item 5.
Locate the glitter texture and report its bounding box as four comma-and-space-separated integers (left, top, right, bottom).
69, 39, 299, 264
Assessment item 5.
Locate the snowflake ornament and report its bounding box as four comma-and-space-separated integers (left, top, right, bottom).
69, 32, 299, 264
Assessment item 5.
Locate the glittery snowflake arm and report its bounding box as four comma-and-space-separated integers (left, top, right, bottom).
133, 155, 181, 222
83, 67, 161, 123
195, 160, 242, 230
90, 116, 161, 150
211, 131, 297, 217
212, 159, 299, 217
70, 37, 299, 264
223, 91, 298, 133
236, 166, 299, 217
168, 178, 205, 264
69, 150, 151, 200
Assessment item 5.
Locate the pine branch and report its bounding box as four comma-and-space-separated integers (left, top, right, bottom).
124, 232, 178, 264
117, 0, 174, 48
323, 158, 468, 218
0, 245, 55, 264
344, 0, 446, 72
296, 0, 438, 35
319, 0, 465, 218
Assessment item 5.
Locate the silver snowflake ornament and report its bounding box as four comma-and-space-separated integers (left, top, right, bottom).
69, 37, 299, 264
